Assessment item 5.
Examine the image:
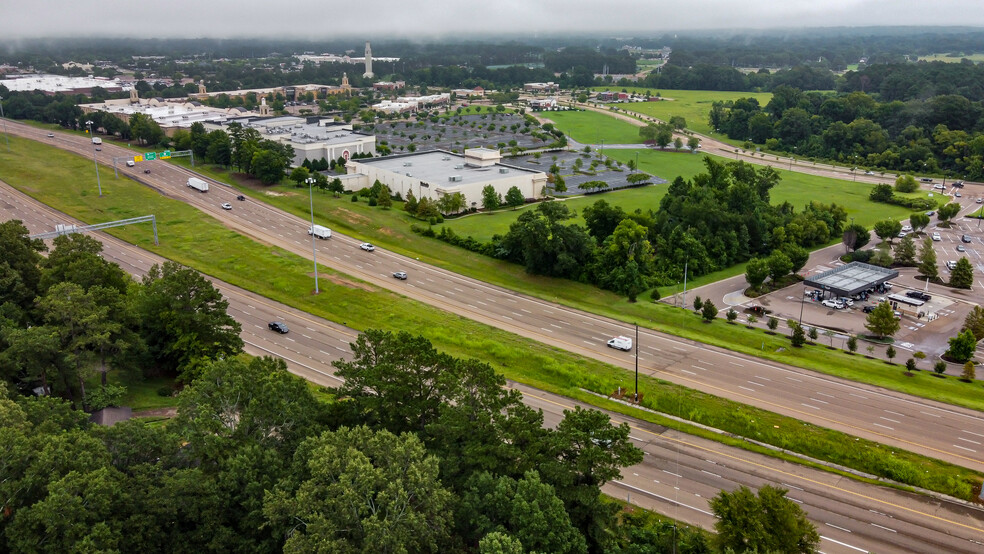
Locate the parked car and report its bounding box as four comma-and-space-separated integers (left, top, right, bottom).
932, 232, 942, 241
926, 210, 936, 216
821, 299, 844, 309
838, 297, 854, 307
268, 321, 288, 334
221, 202, 232, 210
906, 291, 931, 301
392, 271, 407, 280
946, 261, 957, 270
955, 192, 962, 197
897, 231, 907, 238
977, 198, 983, 204
144, 169, 151, 174
95, 147, 101, 151
956, 244, 966, 252
962, 235, 972, 243
359, 242, 375, 252
901, 224, 912, 232
862, 305, 876, 313
953, 181, 964, 188
864, 170, 874, 175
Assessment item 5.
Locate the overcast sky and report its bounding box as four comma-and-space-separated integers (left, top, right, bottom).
3, 0, 984, 41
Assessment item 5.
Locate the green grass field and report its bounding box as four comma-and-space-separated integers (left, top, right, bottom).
589, 87, 773, 135
917, 53, 984, 63
539, 110, 645, 144
2, 135, 981, 500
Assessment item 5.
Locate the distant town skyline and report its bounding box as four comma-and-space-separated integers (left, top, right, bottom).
3, 0, 984, 41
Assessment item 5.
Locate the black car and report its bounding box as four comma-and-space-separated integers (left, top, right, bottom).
236, 195, 246, 201
862, 305, 876, 313
268, 321, 289, 334
952, 181, 964, 188
905, 291, 931, 301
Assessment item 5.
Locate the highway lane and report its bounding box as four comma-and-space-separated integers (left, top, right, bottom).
6, 120, 984, 474
3, 180, 983, 553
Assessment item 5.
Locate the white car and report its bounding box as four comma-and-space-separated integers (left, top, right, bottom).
838, 297, 854, 307
359, 242, 375, 252
901, 225, 912, 232
221, 202, 232, 210
47, 133, 54, 138
897, 231, 907, 238
821, 299, 844, 309
932, 232, 941, 241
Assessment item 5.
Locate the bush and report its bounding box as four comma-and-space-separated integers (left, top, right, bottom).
84, 384, 127, 411
350, 194, 359, 203
846, 335, 858, 353
791, 325, 806, 347
701, 300, 717, 322
693, 296, 703, 312
726, 308, 738, 323
962, 361, 976, 382
934, 361, 947, 375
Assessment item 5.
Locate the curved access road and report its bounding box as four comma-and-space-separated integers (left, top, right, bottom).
5, 120, 984, 476
2, 180, 983, 554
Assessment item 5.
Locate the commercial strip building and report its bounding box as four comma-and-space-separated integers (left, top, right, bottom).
371, 93, 451, 114
80, 94, 256, 135
344, 148, 547, 207
204, 115, 375, 166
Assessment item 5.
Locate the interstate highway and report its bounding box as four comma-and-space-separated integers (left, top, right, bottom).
2, 180, 983, 554
6, 120, 984, 475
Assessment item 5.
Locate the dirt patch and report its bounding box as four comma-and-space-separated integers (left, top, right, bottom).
264, 190, 287, 197
335, 208, 372, 226
323, 273, 376, 291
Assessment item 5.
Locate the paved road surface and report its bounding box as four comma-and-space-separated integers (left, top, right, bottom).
5, 121, 984, 476
2, 180, 982, 553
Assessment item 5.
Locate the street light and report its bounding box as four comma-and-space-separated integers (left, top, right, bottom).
306, 176, 320, 294
0, 95, 9, 151
789, 146, 796, 170
85, 120, 103, 196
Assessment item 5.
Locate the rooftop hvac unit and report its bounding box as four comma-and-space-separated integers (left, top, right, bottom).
403, 162, 413, 167
449, 175, 462, 182
442, 156, 451, 161
499, 168, 508, 174
454, 165, 464, 169
406, 172, 412, 177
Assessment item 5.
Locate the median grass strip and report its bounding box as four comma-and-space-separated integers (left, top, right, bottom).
4, 134, 981, 502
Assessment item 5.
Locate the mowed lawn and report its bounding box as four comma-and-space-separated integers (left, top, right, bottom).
590, 87, 773, 136
538, 110, 645, 145
441, 148, 914, 242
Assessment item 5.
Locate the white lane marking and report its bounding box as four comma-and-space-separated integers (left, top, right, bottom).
453, 287, 464, 292
730, 361, 744, 367
880, 416, 900, 424
502, 315, 512, 320
884, 410, 905, 417
306, 327, 317, 332
681, 370, 697, 376
920, 411, 941, 418
871, 523, 897, 533
747, 381, 765, 387
673, 346, 688, 351
662, 470, 682, 478
873, 423, 894, 430
809, 398, 829, 404
301, 334, 312, 339
611, 481, 715, 517
753, 375, 770, 381
319, 350, 330, 355
825, 523, 852, 533
242, 311, 251, 316
583, 340, 595, 346
540, 327, 553, 333
781, 483, 804, 491
954, 444, 978, 453
520, 308, 532, 313
701, 470, 721, 478
476, 300, 487, 306
816, 391, 835, 398
849, 393, 868, 399
820, 536, 866, 553
692, 365, 709, 371
786, 376, 802, 382
550, 324, 563, 329
802, 403, 820, 410
962, 430, 984, 439
738, 386, 756, 392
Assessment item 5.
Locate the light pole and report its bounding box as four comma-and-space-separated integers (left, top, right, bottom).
634, 151, 639, 171
85, 120, 103, 196
788, 146, 796, 170
306, 176, 320, 294
0, 95, 9, 151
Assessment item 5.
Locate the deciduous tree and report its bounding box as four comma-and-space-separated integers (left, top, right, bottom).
949, 257, 973, 288
864, 302, 900, 339
710, 485, 820, 554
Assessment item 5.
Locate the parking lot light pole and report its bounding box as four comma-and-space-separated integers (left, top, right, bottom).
306, 176, 320, 294
85, 120, 103, 196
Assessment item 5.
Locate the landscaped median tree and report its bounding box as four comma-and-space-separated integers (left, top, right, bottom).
767, 250, 793, 285
964, 306, 984, 341
893, 235, 917, 266
945, 329, 978, 364
917, 237, 939, 282
949, 257, 974, 289
909, 213, 930, 233
701, 300, 718, 322
710, 485, 820, 554
504, 186, 525, 209
744, 257, 769, 291
937, 202, 961, 224
864, 302, 900, 339
873, 219, 903, 243
894, 174, 919, 193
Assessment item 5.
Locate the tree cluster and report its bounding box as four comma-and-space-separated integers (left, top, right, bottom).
494, 158, 843, 300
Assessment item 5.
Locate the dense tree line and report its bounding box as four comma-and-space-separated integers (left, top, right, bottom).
478, 158, 842, 300
713, 80, 984, 178
842, 60, 984, 103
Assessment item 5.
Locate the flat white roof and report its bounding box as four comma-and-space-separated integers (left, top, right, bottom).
2, 74, 125, 92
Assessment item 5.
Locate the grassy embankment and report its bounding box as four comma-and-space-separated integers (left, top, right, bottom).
2, 134, 981, 501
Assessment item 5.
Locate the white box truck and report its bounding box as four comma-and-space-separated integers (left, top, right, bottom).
91, 137, 102, 145
126, 160, 135, 167
308, 225, 331, 239
607, 336, 633, 351
187, 177, 209, 192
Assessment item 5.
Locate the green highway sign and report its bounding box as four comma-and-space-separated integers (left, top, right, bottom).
145, 152, 157, 161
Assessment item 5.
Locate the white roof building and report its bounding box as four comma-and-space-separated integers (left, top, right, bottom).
2, 73, 125, 94
80, 98, 253, 132
206, 115, 376, 166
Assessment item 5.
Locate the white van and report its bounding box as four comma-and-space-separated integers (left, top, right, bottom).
91, 137, 102, 145
126, 160, 135, 167
607, 336, 633, 351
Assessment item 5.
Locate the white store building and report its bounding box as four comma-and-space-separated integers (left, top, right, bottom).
344, 148, 547, 208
